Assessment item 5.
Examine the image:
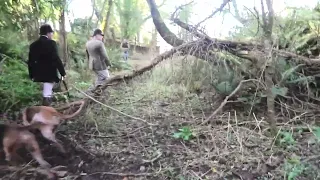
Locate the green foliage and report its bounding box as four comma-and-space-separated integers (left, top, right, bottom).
0, 29, 29, 59
280, 64, 305, 83
312, 127, 320, 140
173, 127, 195, 141
107, 47, 131, 71
231, 5, 320, 57
67, 30, 88, 69
71, 18, 94, 36
211, 61, 241, 96
284, 156, 307, 180
178, 3, 192, 23
214, 81, 236, 95
66, 20, 130, 72
308, 126, 320, 144
278, 130, 296, 147
236, 93, 267, 106
271, 86, 288, 97
115, 0, 148, 39
0, 0, 62, 33
0, 58, 41, 113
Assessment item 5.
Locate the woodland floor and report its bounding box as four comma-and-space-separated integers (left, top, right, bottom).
0, 54, 319, 180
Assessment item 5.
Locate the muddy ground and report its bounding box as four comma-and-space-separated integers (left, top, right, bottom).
0, 98, 319, 180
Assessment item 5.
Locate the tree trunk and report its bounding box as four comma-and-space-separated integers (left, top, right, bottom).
110, 27, 116, 41
146, 0, 184, 47
30, 0, 40, 41
88, 0, 96, 35
59, 0, 68, 68
103, 0, 113, 43
150, 25, 158, 55
94, 0, 108, 27
261, 0, 277, 137
136, 31, 140, 45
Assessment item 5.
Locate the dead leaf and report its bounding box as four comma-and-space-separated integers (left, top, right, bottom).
54, 170, 68, 177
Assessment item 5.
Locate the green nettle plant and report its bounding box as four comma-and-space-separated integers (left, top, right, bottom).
173, 127, 195, 141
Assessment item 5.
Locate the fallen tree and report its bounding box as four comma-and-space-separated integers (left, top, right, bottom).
59, 0, 320, 134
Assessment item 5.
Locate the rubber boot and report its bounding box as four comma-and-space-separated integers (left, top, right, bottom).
42, 97, 52, 106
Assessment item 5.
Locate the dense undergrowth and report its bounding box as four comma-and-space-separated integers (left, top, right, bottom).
72, 56, 319, 179
0, 57, 41, 112
1, 2, 320, 179
0, 28, 131, 114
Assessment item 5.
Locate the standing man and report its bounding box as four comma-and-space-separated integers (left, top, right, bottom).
28, 24, 66, 106
120, 39, 130, 62
86, 29, 111, 93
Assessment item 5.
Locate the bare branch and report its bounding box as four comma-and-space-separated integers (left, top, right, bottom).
195, 0, 231, 28
201, 79, 265, 125
141, 0, 167, 24
243, 6, 262, 36
170, 0, 194, 20
146, 0, 184, 46
260, 0, 267, 32
265, 0, 274, 35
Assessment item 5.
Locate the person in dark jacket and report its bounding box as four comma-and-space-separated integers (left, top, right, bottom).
120, 39, 130, 62
28, 24, 66, 106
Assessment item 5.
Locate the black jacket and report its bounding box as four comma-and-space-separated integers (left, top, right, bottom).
28, 36, 66, 83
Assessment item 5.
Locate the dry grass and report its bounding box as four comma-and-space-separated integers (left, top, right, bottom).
65, 55, 319, 179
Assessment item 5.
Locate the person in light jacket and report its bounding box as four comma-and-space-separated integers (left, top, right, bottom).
86, 29, 111, 92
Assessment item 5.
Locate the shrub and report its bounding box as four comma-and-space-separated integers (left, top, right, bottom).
0, 57, 41, 113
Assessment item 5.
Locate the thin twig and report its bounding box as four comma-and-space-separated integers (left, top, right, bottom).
85, 171, 154, 177
170, 1, 194, 20
84, 125, 148, 138
142, 151, 163, 163
72, 85, 157, 126
194, 0, 231, 28
201, 79, 262, 125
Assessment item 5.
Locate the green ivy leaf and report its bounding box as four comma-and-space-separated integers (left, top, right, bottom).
173, 132, 182, 139
271, 86, 288, 97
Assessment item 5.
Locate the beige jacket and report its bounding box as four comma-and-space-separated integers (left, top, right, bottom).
85, 39, 111, 71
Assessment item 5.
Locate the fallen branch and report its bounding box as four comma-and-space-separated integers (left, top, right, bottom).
53, 43, 198, 117
73, 85, 157, 126
0, 165, 68, 179
54, 99, 86, 111
84, 125, 148, 138
201, 79, 263, 125
142, 151, 163, 163
172, 16, 320, 65
92, 41, 200, 93
85, 171, 154, 177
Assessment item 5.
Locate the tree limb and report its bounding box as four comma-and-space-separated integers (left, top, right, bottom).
142, 0, 167, 23
194, 0, 231, 28
170, 0, 194, 20
172, 16, 320, 65
146, 0, 184, 46
201, 79, 264, 125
